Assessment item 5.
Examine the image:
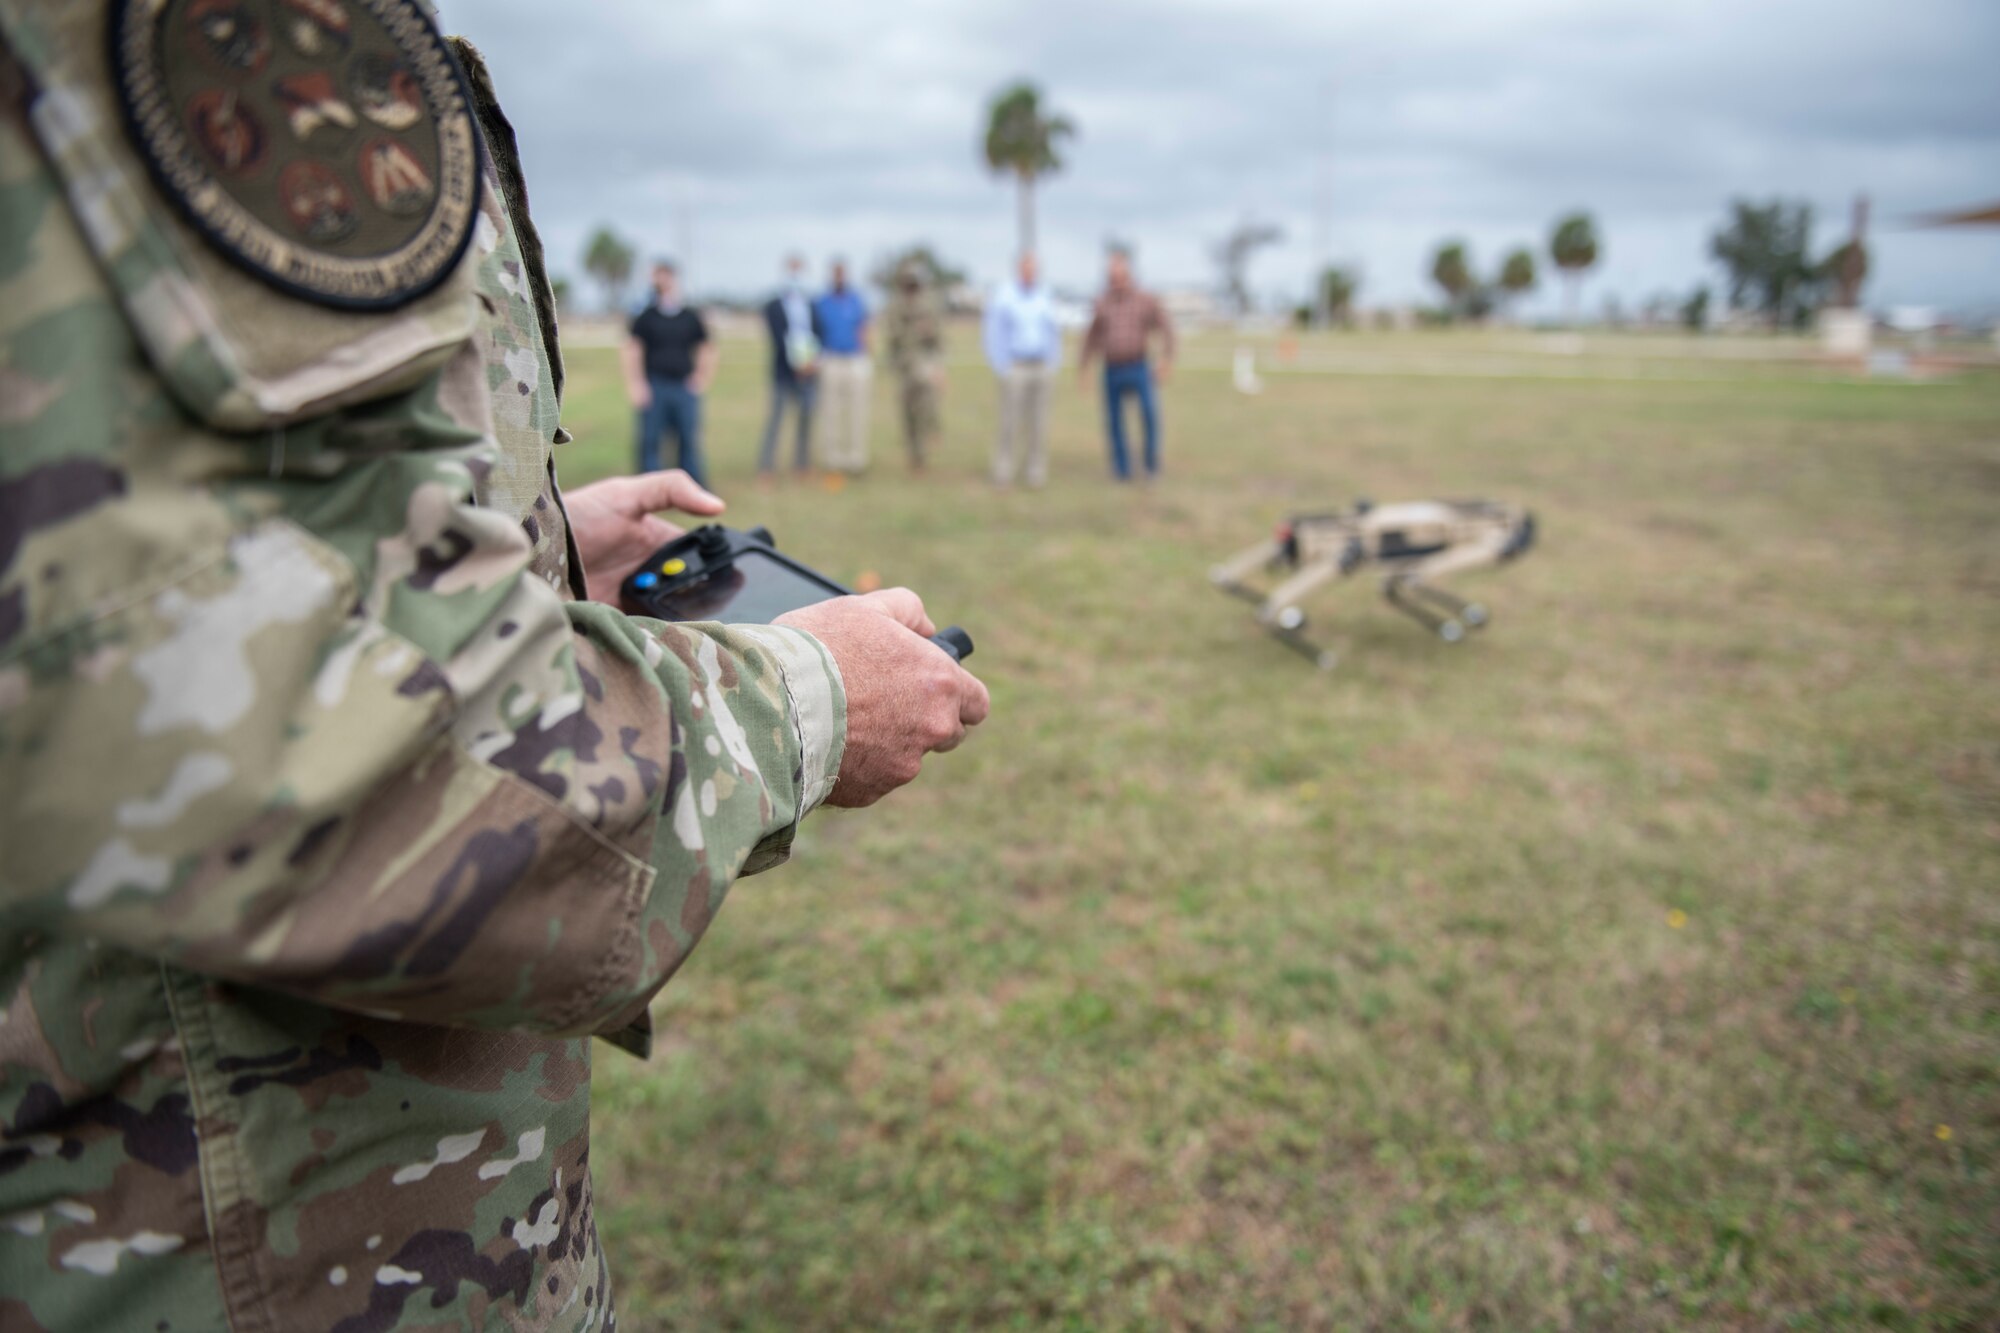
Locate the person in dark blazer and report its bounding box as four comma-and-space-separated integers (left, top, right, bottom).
759, 254, 823, 478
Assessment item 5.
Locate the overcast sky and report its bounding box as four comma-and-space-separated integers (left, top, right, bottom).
458, 0, 2000, 318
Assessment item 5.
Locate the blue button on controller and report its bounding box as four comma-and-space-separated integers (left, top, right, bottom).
633, 571, 659, 589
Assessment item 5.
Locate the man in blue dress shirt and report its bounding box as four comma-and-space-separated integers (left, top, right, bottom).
813, 260, 873, 474
982, 252, 1061, 487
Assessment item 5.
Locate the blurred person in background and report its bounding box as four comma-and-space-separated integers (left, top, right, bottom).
1079, 244, 1175, 482
983, 251, 1060, 487
884, 259, 947, 471
813, 259, 873, 474
759, 253, 822, 482
623, 259, 716, 486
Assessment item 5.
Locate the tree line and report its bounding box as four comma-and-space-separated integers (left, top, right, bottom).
1405, 211, 1599, 326
1395, 200, 1867, 330
573, 78, 1872, 335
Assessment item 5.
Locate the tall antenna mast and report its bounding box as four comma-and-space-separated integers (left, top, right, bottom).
677, 199, 695, 291
1835, 193, 1870, 309
1313, 78, 1334, 326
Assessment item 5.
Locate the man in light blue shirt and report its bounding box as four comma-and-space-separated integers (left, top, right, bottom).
982, 252, 1060, 487
813, 259, 873, 473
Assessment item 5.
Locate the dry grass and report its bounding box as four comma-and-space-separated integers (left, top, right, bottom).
557, 329, 2000, 1331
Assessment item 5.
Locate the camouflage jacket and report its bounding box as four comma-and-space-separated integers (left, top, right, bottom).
882, 287, 943, 377
0, 5, 846, 1331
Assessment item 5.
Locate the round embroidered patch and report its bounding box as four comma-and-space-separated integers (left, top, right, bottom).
108, 0, 481, 311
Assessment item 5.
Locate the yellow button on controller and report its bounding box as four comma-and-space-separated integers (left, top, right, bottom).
662, 558, 686, 575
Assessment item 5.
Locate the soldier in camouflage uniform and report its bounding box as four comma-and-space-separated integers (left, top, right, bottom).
0, 2, 989, 1330
882, 260, 945, 471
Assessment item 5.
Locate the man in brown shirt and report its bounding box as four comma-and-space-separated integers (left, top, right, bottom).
1078, 245, 1176, 480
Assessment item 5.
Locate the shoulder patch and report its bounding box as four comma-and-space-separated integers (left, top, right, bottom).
106, 0, 480, 311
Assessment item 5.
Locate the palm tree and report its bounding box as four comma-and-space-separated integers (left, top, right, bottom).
582, 226, 635, 314
1430, 240, 1473, 317
982, 83, 1076, 256
1497, 247, 1537, 320
1549, 212, 1600, 324
1214, 220, 1284, 316
871, 243, 968, 294
1317, 266, 1360, 325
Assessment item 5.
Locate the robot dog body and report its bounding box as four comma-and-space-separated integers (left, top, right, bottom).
1211, 499, 1536, 668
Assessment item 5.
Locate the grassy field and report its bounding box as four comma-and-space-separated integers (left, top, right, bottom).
556, 330, 1999, 1330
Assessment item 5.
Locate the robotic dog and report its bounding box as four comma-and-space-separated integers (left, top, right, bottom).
1210, 499, 1536, 669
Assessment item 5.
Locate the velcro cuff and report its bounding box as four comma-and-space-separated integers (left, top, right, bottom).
731, 625, 845, 816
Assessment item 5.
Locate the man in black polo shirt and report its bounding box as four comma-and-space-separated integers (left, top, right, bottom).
622, 260, 718, 486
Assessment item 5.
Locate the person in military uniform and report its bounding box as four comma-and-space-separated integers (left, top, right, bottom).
882, 259, 946, 471
0, 3, 990, 1330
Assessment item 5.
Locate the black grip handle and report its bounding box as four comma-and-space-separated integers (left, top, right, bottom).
929, 626, 974, 662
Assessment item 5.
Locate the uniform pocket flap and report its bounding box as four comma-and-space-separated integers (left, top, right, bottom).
2, 0, 483, 433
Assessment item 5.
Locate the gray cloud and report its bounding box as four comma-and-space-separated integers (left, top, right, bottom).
457, 0, 2000, 315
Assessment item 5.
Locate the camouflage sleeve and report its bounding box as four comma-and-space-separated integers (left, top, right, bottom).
925, 301, 946, 355
0, 76, 847, 1043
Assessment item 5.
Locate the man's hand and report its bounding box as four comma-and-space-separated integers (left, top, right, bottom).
565, 470, 725, 606
621, 337, 651, 411
1155, 359, 1174, 387
691, 345, 719, 397
776, 590, 990, 808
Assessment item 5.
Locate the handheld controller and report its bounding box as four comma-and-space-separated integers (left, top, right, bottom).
620, 525, 974, 663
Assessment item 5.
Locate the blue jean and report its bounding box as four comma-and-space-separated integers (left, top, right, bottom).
1103, 360, 1160, 478
636, 377, 705, 486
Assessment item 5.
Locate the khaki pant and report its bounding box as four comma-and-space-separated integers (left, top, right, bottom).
815, 355, 873, 473
993, 361, 1052, 486
898, 357, 942, 466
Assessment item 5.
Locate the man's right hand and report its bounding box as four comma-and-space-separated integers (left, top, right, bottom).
776, 590, 990, 808
629, 384, 653, 411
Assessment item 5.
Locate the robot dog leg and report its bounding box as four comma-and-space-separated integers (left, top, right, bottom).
1253, 557, 1353, 670
1384, 575, 1494, 638
1209, 538, 1286, 607
1383, 574, 1467, 641
1380, 529, 1515, 640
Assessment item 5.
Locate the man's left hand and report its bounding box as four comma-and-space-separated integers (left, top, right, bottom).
566, 470, 726, 607
1155, 360, 1175, 387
